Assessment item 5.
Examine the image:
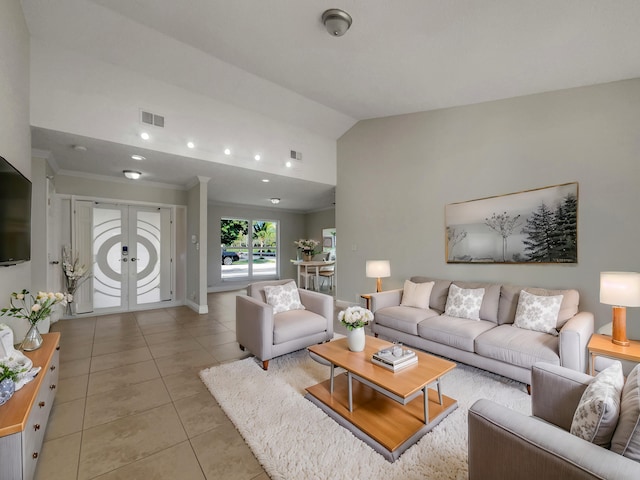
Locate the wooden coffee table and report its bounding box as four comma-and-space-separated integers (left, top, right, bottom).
306, 336, 457, 462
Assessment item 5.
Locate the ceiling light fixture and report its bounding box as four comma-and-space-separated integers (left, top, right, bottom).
254, 154, 261, 161
187, 141, 195, 149
262, 179, 270, 183
140, 132, 150, 140
72, 145, 87, 152
322, 8, 352, 37
285, 161, 292, 168
123, 170, 142, 180
131, 154, 146, 161
270, 198, 280, 204
224, 148, 231, 155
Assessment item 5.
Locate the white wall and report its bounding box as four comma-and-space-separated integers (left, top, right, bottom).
186, 178, 208, 312
0, 1, 31, 310
29, 41, 338, 186
337, 79, 640, 338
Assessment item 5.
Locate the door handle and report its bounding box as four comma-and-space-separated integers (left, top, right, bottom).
50, 260, 59, 265
131, 258, 138, 262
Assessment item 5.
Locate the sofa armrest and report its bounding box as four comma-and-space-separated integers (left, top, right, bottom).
531, 362, 592, 431
298, 289, 334, 337
235, 295, 274, 360
559, 311, 594, 373
469, 399, 640, 480
370, 288, 403, 313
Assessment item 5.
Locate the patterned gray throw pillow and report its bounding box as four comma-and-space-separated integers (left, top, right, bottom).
570, 361, 624, 448
263, 281, 306, 314
513, 290, 563, 336
444, 284, 484, 320
610, 363, 640, 460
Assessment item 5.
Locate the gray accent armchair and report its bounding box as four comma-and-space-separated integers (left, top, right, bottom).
468, 362, 640, 479
236, 279, 334, 370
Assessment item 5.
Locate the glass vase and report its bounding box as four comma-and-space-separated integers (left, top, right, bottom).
21, 323, 43, 351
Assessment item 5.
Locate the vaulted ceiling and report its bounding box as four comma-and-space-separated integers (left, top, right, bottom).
22, 0, 640, 211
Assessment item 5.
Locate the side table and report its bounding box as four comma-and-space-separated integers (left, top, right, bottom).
588, 333, 640, 375
360, 294, 371, 310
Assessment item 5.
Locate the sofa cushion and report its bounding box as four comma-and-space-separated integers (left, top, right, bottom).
498, 284, 580, 328
453, 281, 501, 323
513, 290, 563, 336
474, 324, 560, 369
410, 277, 452, 313
417, 315, 495, 352
273, 309, 327, 345
400, 280, 434, 309
263, 281, 305, 314
444, 284, 484, 320
611, 363, 640, 460
374, 306, 439, 336
570, 361, 624, 448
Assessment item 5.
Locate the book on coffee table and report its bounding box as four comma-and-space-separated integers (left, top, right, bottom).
372, 347, 418, 371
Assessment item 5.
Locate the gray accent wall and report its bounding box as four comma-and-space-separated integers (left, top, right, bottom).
337, 78, 640, 338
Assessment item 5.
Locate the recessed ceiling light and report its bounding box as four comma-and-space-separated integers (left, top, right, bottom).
72, 145, 87, 152
262, 179, 270, 183
187, 141, 195, 149
270, 198, 280, 204
285, 161, 292, 168
131, 154, 146, 161
140, 132, 150, 140
224, 148, 231, 155
254, 154, 261, 161
123, 170, 141, 180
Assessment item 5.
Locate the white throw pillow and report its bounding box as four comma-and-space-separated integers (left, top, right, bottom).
444, 284, 484, 320
263, 281, 306, 315
570, 361, 624, 448
513, 290, 563, 336
400, 280, 434, 309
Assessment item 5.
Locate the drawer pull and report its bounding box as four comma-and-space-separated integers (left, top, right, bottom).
49, 384, 56, 390
50, 365, 56, 371
32, 452, 38, 459
56, 345, 60, 350
39, 401, 45, 408
34, 424, 40, 431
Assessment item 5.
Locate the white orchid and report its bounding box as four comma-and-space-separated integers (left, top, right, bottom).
2, 289, 67, 325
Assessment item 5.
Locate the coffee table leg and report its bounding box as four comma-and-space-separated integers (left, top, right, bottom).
423, 385, 429, 424
437, 378, 443, 405
330, 364, 335, 394
348, 372, 353, 412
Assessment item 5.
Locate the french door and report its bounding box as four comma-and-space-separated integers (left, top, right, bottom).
89, 203, 172, 312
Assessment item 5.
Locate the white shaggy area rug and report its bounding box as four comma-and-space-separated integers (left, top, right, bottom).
199, 349, 531, 480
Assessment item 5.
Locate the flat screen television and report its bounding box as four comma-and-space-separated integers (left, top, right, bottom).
0, 155, 31, 266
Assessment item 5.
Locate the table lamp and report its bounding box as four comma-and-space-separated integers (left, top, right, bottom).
600, 272, 640, 346
366, 260, 391, 293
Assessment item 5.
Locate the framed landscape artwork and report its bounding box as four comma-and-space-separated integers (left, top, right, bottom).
445, 182, 578, 264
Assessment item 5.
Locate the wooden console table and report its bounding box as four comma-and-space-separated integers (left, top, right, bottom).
0, 333, 60, 480
588, 333, 640, 375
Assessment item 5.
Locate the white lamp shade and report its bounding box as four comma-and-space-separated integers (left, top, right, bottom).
600, 272, 640, 307
366, 260, 391, 278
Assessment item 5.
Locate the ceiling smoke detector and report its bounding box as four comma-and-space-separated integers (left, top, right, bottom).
322, 9, 352, 37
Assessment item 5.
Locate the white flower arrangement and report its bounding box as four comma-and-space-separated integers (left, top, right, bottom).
1, 289, 67, 326
61, 246, 91, 296
294, 238, 320, 252
338, 306, 374, 331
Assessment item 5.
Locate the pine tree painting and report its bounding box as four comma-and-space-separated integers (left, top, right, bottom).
445, 183, 578, 263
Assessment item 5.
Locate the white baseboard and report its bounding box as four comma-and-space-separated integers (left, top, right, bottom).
185, 298, 208, 314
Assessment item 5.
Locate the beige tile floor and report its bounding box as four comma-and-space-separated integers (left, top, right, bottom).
35, 289, 281, 480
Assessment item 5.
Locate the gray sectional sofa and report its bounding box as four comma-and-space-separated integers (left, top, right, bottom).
370, 277, 594, 385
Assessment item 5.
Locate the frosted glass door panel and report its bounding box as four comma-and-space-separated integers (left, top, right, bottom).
93, 206, 125, 310
133, 208, 171, 305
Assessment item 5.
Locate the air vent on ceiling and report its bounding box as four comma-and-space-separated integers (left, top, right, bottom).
290, 150, 302, 161
140, 110, 165, 128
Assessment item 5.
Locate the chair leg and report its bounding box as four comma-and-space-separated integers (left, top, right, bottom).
262, 360, 269, 370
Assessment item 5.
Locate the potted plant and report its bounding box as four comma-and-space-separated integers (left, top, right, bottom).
294, 239, 320, 261
1, 290, 67, 351
338, 306, 374, 352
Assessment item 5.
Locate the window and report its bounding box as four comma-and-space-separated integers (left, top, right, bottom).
220, 218, 278, 281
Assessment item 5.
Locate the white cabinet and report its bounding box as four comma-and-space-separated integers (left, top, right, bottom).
0, 333, 60, 480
